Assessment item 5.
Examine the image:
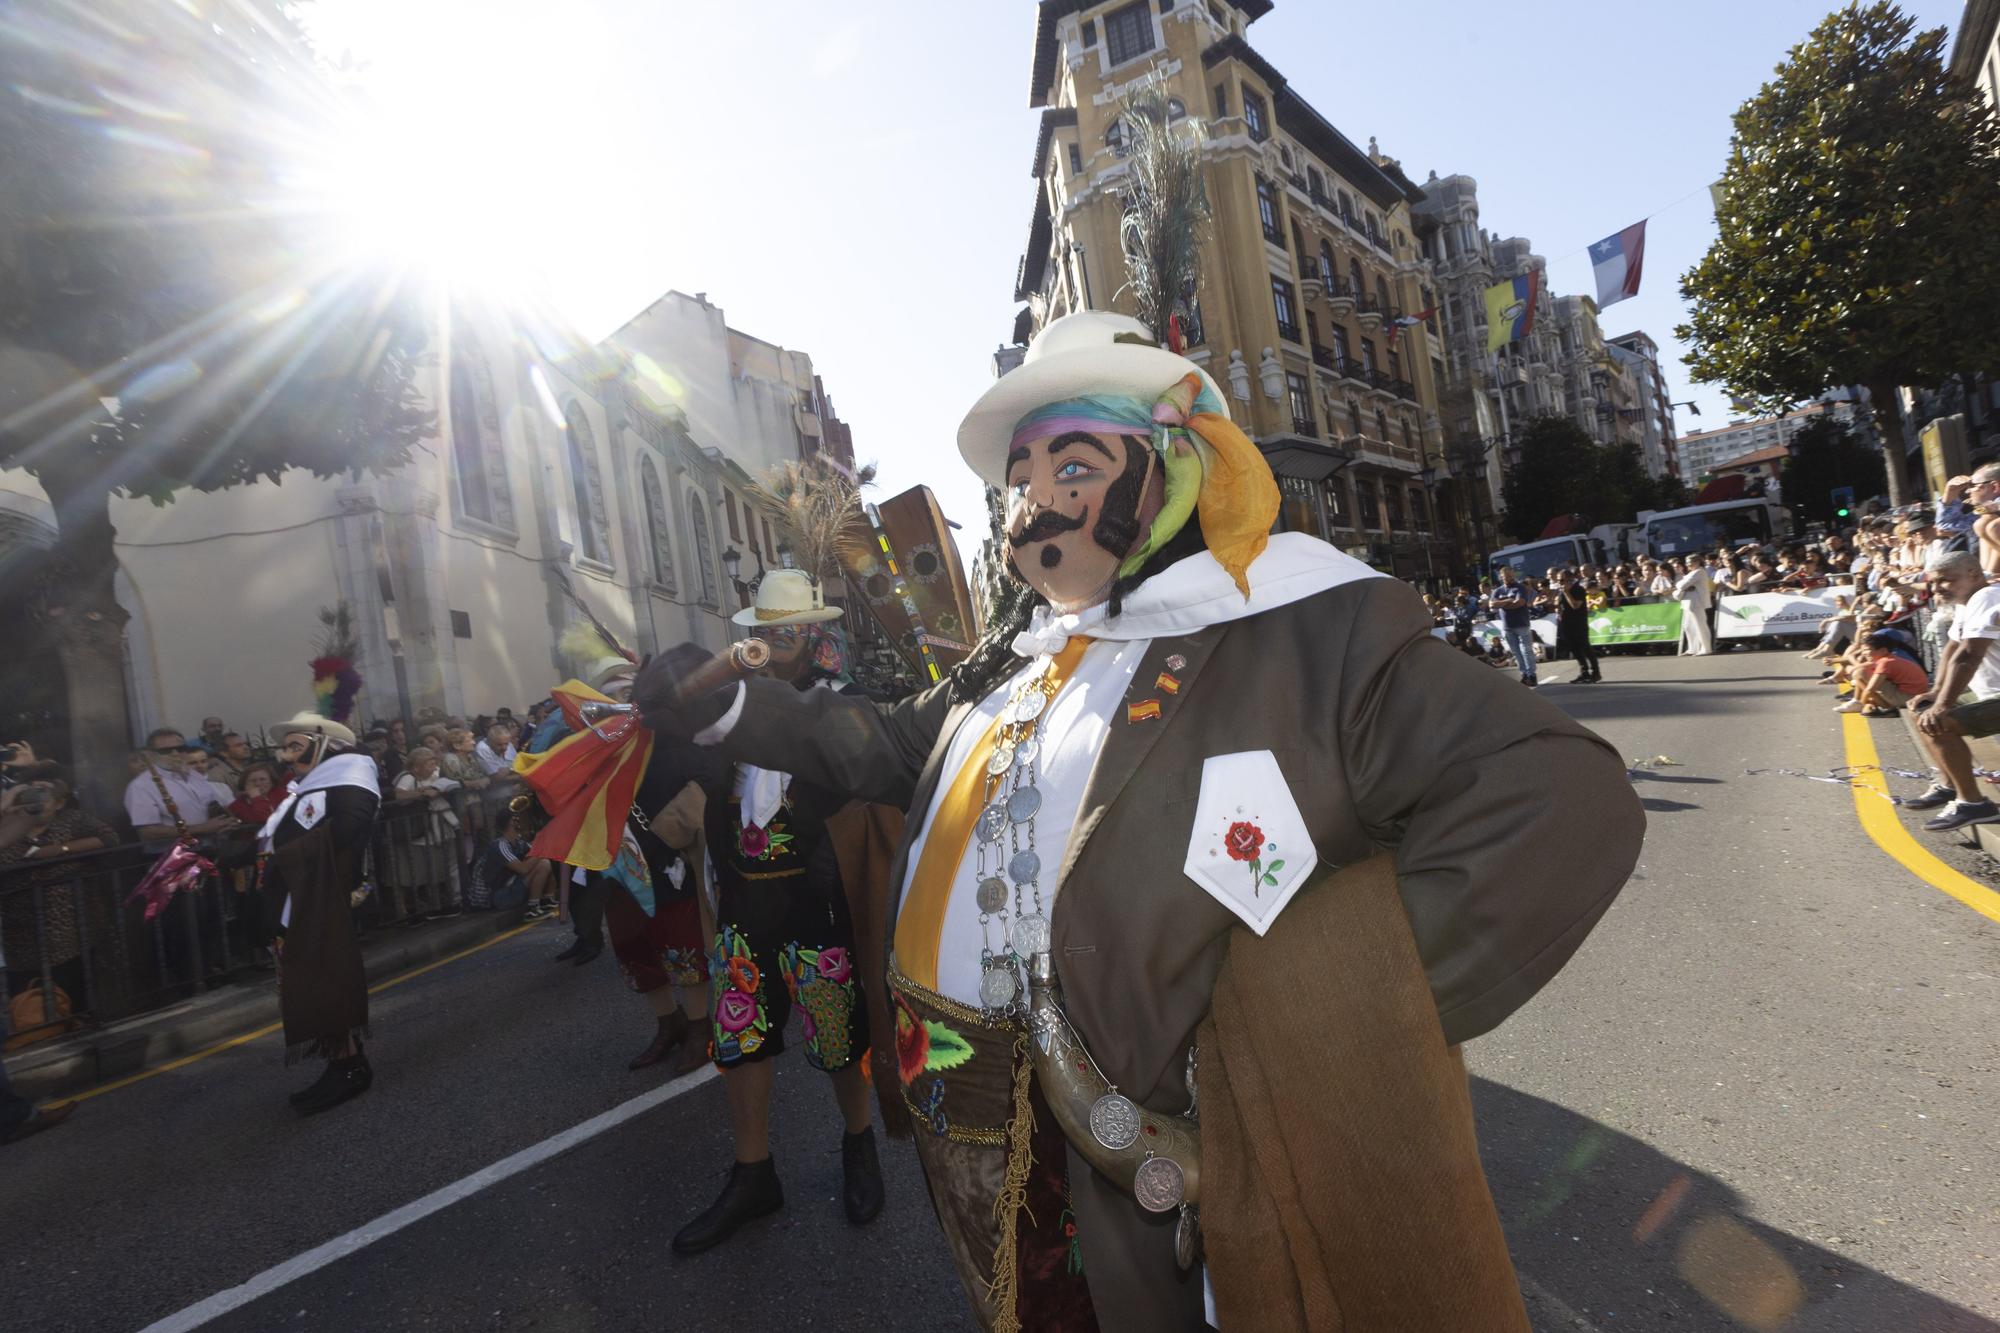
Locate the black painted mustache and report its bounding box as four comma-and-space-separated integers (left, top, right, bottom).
1008, 507, 1086, 548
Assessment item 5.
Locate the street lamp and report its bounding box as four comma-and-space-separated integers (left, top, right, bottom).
1416, 463, 1440, 591
1448, 442, 1493, 578
721, 545, 742, 584
1670, 400, 1701, 418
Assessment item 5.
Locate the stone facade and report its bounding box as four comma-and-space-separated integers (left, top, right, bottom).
0, 289, 861, 740
1012, 0, 1454, 584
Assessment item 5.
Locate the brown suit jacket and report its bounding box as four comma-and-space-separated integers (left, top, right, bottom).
717, 575, 1644, 1329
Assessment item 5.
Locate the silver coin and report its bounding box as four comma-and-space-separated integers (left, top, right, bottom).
1006, 786, 1043, 823
1174, 1203, 1199, 1271
979, 966, 1018, 1008
975, 805, 1007, 844
1012, 690, 1046, 723
1013, 911, 1050, 955
1012, 737, 1040, 768
1008, 848, 1041, 885
985, 744, 1015, 777
1089, 1092, 1141, 1151
1133, 1154, 1186, 1213
975, 876, 1008, 913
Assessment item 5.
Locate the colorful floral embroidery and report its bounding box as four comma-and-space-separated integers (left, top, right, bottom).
782, 943, 859, 1073
661, 947, 706, 989
709, 926, 769, 1060
738, 821, 794, 861
894, 993, 930, 1085
922, 1020, 974, 1072
1224, 820, 1283, 896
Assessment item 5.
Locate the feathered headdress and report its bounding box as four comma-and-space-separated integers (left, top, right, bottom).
559, 621, 636, 689
310, 603, 363, 724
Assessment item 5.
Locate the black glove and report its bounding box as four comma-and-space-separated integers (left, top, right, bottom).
633, 642, 738, 740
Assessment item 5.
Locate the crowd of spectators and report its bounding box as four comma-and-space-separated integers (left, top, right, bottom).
0, 699, 553, 1042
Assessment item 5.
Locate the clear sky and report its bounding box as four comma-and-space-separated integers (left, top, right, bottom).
306, 0, 1971, 545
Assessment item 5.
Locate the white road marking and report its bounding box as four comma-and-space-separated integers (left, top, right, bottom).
1517, 1272, 1608, 1333
135, 1066, 720, 1333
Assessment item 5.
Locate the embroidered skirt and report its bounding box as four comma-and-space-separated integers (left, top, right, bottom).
888, 960, 1099, 1333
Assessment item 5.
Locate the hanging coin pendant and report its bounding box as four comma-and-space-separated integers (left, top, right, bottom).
1013, 911, 1051, 956
976, 805, 1007, 844
975, 877, 1008, 913
986, 744, 1015, 777
1013, 737, 1040, 768
980, 966, 1018, 1008
1089, 1092, 1142, 1151
1007, 786, 1043, 823
1133, 1154, 1186, 1213
1013, 690, 1046, 723
1175, 1203, 1199, 1271
1008, 849, 1042, 885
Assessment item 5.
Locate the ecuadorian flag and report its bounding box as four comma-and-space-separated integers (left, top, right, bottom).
513, 679, 654, 871
1484, 272, 1540, 353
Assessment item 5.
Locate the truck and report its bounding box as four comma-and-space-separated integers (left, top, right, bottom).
1487, 523, 1641, 582
1636, 497, 1793, 561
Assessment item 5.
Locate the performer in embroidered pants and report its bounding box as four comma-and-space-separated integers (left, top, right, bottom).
669, 572, 886, 1256
637, 313, 1645, 1331
260, 713, 381, 1117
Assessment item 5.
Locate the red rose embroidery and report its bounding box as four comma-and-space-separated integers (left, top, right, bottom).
740, 824, 770, 858
1224, 821, 1264, 862
894, 994, 930, 1086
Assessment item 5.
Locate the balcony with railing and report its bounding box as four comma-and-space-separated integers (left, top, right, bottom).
1326, 277, 1357, 317
1292, 414, 1319, 438
1335, 355, 1369, 386
1347, 433, 1424, 470
1390, 377, 1418, 403
1276, 317, 1302, 345
1355, 296, 1384, 333
1310, 343, 1338, 373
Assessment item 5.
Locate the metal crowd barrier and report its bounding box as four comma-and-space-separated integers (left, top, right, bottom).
0, 776, 524, 1033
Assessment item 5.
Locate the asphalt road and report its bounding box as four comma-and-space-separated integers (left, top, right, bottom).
3, 647, 1996, 1332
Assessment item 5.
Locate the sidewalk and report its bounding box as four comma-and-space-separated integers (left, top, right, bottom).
4, 910, 542, 1103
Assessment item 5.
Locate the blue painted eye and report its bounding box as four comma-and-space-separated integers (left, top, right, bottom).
1054, 460, 1093, 480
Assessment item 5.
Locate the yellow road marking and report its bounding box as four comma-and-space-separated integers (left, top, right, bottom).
45, 918, 548, 1107
1840, 713, 2000, 926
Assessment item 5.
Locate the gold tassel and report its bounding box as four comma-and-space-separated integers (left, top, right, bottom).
983, 1032, 1038, 1333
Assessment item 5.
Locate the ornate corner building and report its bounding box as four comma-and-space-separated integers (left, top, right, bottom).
1008, 0, 1464, 586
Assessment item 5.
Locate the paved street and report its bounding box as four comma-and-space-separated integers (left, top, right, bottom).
4, 648, 1998, 1333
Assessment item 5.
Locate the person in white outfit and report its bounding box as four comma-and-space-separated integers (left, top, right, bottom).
1675, 561, 1716, 656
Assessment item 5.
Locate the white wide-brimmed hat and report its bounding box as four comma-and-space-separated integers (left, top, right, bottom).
271, 712, 357, 748
956, 311, 1228, 489
731, 568, 844, 627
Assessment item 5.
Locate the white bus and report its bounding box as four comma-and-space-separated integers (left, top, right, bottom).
1638, 498, 1792, 561
1488, 525, 1641, 582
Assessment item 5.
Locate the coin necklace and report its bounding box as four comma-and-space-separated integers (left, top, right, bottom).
971, 654, 1062, 1015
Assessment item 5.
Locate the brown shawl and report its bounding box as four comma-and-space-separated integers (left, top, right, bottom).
827, 800, 911, 1138
1199, 853, 1530, 1331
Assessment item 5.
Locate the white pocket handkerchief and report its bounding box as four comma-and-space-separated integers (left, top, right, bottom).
295, 791, 326, 832
1182, 750, 1317, 935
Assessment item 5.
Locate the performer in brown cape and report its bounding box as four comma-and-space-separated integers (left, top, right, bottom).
259, 713, 381, 1116
637, 312, 1644, 1331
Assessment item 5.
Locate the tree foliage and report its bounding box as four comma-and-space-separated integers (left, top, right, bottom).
1497, 415, 1687, 543
1677, 3, 2000, 502
1780, 415, 1886, 523
0, 1, 432, 501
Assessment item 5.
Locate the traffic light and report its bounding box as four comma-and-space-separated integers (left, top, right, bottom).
1830, 486, 1855, 519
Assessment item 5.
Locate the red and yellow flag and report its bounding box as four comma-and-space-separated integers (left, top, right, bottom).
513, 679, 654, 871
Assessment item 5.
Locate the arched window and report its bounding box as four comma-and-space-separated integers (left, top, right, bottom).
449, 362, 491, 523
1318, 241, 1335, 288
1349, 258, 1366, 306
687, 491, 719, 608
446, 344, 514, 532
562, 401, 611, 566
1376, 276, 1392, 313
641, 459, 678, 594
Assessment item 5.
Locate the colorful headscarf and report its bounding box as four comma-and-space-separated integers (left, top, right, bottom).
1009, 373, 1279, 597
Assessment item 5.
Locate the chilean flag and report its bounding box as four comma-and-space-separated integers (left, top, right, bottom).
1589, 220, 1646, 308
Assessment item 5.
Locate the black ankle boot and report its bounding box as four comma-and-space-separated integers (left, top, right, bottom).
672, 1157, 784, 1255
288, 1060, 343, 1106
841, 1126, 885, 1225
295, 1049, 372, 1117
628, 1012, 689, 1070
